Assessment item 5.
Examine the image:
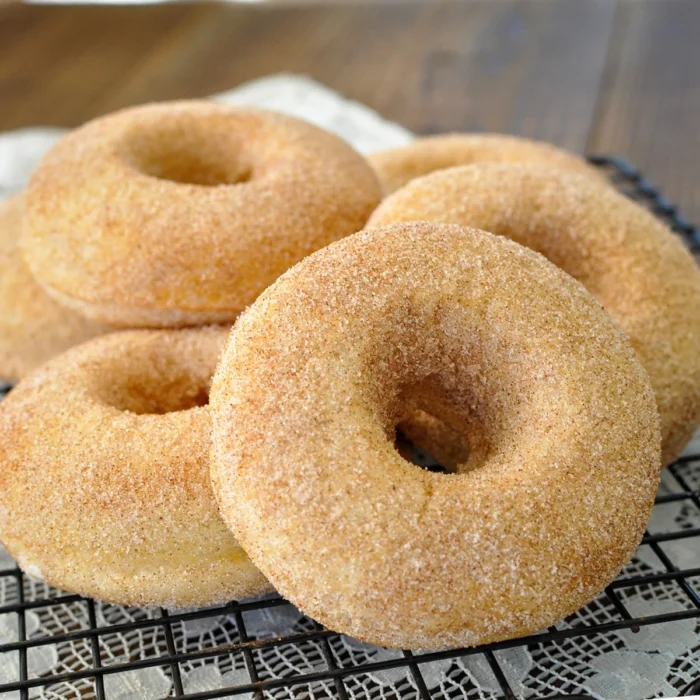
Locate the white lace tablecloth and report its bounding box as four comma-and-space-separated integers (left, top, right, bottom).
0, 74, 698, 700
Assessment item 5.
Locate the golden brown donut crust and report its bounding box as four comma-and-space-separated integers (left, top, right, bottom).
0, 327, 270, 607
210, 223, 660, 650
0, 195, 108, 382
369, 133, 603, 194
368, 164, 700, 464
23, 102, 382, 328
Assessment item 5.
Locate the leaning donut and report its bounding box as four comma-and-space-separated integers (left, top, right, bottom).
23, 102, 382, 328
369, 133, 603, 194
210, 222, 660, 650
0, 194, 108, 382
368, 164, 700, 464
0, 327, 269, 607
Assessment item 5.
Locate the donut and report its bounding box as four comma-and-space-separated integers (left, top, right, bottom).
0, 327, 269, 607
368, 164, 700, 464
23, 102, 382, 328
369, 133, 603, 194
210, 222, 660, 650
0, 195, 108, 382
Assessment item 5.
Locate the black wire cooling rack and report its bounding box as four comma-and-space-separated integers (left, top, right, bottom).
0, 156, 699, 700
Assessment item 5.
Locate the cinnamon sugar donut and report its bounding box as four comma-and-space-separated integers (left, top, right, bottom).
0, 195, 108, 382
0, 327, 269, 606
370, 133, 602, 194
210, 222, 660, 650
23, 102, 382, 328
368, 164, 700, 464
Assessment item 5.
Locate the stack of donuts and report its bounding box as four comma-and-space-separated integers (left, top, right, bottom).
0, 100, 699, 651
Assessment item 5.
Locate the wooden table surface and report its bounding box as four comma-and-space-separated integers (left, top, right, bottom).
1, 0, 698, 221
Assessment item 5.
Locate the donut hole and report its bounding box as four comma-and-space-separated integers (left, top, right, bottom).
111, 380, 210, 415
395, 410, 471, 474
124, 124, 253, 187
95, 356, 213, 415
137, 147, 251, 187
394, 426, 452, 474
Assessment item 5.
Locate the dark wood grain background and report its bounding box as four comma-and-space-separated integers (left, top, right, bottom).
1, 0, 698, 220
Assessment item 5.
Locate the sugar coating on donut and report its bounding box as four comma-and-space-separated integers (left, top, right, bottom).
0, 194, 108, 381
368, 163, 700, 464
369, 132, 604, 194
23, 102, 382, 328
0, 326, 270, 607
210, 222, 660, 650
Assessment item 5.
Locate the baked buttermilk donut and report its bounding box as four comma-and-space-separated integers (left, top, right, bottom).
0, 327, 269, 607
0, 195, 108, 382
210, 223, 660, 650
23, 102, 382, 328
369, 133, 603, 194
368, 164, 700, 464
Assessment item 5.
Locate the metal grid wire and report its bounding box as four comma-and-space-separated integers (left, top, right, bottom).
0, 156, 698, 700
